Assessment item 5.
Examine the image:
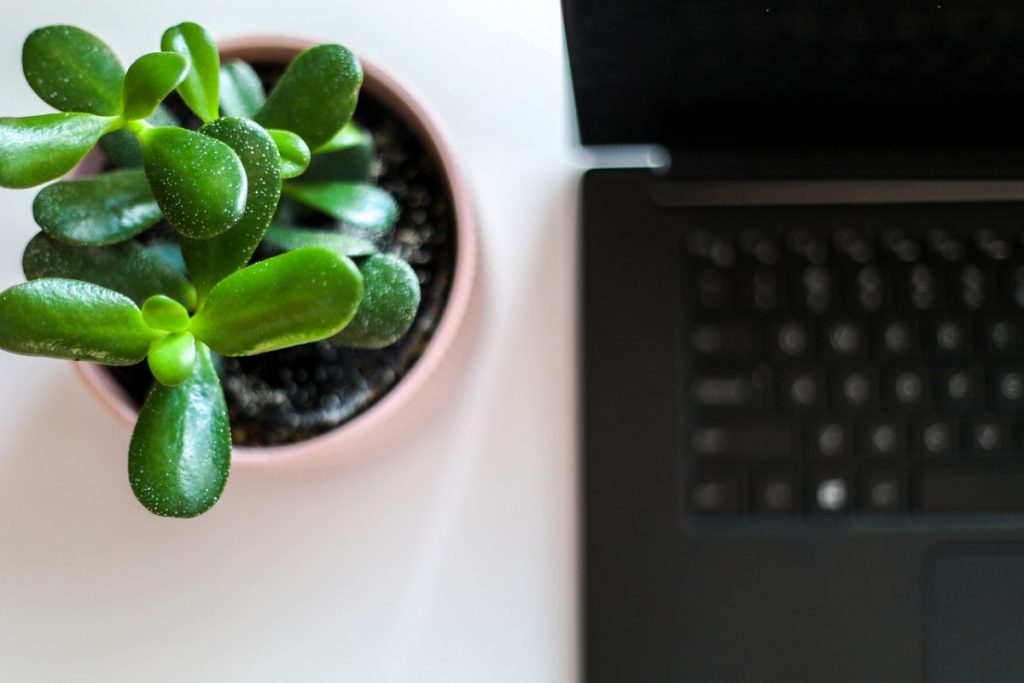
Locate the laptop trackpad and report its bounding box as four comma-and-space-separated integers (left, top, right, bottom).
926, 547, 1024, 683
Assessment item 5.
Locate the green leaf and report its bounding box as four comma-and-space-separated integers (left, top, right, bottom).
99, 105, 179, 169
269, 129, 310, 179
180, 118, 282, 300
122, 52, 189, 121
315, 121, 370, 154
190, 247, 363, 356
147, 331, 197, 387
303, 124, 375, 182
0, 113, 115, 189
149, 240, 188, 275
161, 23, 220, 123
22, 25, 124, 116
23, 233, 197, 310
264, 224, 376, 257
255, 44, 363, 149
129, 343, 230, 518
283, 182, 399, 233
331, 254, 420, 349
140, 126, 247, 239
219, 60, 266, 118
142, 295, 190, 332
0, 279, 159, 364
33, 170, 161, 246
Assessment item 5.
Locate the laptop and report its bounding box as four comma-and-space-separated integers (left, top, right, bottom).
565, 2, 1024, 681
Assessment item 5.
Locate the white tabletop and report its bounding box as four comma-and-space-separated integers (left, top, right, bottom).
0, 2, 581, 681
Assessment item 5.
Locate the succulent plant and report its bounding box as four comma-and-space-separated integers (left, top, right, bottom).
0, 23, 422, 518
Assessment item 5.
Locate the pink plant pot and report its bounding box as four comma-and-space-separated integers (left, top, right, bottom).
75, 36, 480, 466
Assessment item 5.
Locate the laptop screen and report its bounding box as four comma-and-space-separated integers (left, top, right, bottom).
564, 0, 1024, 149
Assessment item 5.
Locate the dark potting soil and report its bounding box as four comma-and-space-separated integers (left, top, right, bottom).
105, 62, 457, 447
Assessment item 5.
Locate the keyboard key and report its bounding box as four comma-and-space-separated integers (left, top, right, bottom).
929, 317, 972, 356
882, 367, 928, 410
823, 320, 865, 357
806, 419, 848, 458
807, 467, 854, 514
753, 469, 799, 514
860, 469, 906, 512
913, 417, 957, 457
936, 367, 981, 408
690, 470, 742, 514
772, 321, 811, 358
831, 368, 875, 410
777, 367, 821, 411
695, 268, 730, 309
915, 467, 1024, 512
689, 321, 755, 357
860, 417, 906, 458
879, 319, 918, 356
690, 369, 768, 409
964, 416, 1011, 458
990, 369, 1024, 408
982, 317, 1023, 354
689, 420, 793, 458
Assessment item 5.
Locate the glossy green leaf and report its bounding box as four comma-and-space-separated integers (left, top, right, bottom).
264, 225, 376, 257
180, 118, 282, 299
283, 182, 399, 233
33, 170, 161, 246
23, 233, 197, 310
331, 254, 421, 349
22, 25, 124, 116
122, 52, 189, 121
99, 105, 179, 169
303, 129, 375, 182
0, 279, 159, 364
0, 113, 115, 189
129, 343, 230, 518
140, 126, 247, 239
147, 331, 197, 386
315, 121, 370, 154
161, 22, 220, 123
142, 295, 190, 332
269, 129, 310, 179
255, 44, 363, 149
190, 247, 363, 356
219, 60, 266, 118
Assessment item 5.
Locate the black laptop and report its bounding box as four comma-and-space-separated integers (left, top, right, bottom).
566, 2, 1024, 681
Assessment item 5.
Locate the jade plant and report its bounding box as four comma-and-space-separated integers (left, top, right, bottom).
0, 23, 421, 518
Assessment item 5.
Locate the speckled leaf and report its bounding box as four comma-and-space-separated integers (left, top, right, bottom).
220, 60, 265, 118
147, 331, 197, 387
140, 126, 247, 239
269, 129, 310, 179
33, 170, 161, 246
99, 105, 179, 169
23, 233, 197, 309
283, 181, 398, 233
22, 25, 124, 116
129, 343, 230, 518
190, 247, 363, 356
303, 122, 375, 183
180, 118, 282, 300
255, 44, 363, 149
161, 22, 220, 123
122, 52, 189, 121
331, 254, 420, 349
0, 278, 159, 365
0, 113, 115, 189
264, 224, 376, 257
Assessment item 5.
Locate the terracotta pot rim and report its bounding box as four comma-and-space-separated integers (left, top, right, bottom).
75, 35, 479, 467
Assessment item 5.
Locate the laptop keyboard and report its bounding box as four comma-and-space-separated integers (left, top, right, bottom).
683, 222, 1024, 519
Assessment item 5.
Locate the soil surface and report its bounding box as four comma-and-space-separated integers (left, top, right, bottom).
106, 62, 457, 446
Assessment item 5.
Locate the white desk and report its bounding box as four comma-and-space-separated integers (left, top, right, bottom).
0, 2, 580, 680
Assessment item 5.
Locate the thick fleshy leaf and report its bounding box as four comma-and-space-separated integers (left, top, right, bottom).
129, 343, 230, 518
283, 182, 399, 233
122, 52, 189, 121
33, 170, 161, 246
142, 295, 190, 332
23, 233, 197, 309
219, 60, 265, 118
254, 44, 363, 149
99, 105, 179, 169
161, 22, 220, 123
0, 113, 115, 189
303, 125, 375, 182
140, 126, 247, 239
149, 240, 188, 275
331, 254, 420, 349
264, 225, 376, 257
315, 121, 370, 154
180, 118, 282, 299
191, 247, 363, 356
22, 25, 124, 116
269, 129, 310, 179
0, 279, 159, 364
147, 331, 197, 387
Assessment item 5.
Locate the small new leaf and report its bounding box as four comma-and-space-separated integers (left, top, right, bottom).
122, 52, 189, 121
147, 331, 197, 386
269, 129, 310, 179
22, 26, 124, 116
264, 225, 376, 257
190, 247, 363, 356
142, 295, 190, 332
0, 113, 115, 189
129, 343, 230, 518
161, 23, 220, 123
303, 122, 375, 183
220, 60, 266, 118
331, 254, 421, 349
33, 170, 161, 246
284, 181, 399, 233
0, 279, 160, 365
